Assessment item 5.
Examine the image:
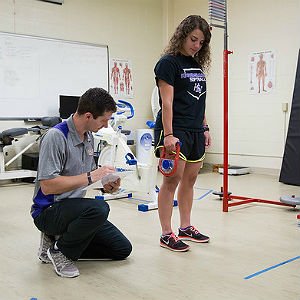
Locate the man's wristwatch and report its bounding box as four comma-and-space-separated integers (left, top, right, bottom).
203, 124, 209, 132
87, 171, 93, 185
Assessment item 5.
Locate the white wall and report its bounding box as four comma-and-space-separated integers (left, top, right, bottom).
168, 0, 300, 171
0, 0, 164, 167
0, 0, 164, 131
1, 0, 299, 172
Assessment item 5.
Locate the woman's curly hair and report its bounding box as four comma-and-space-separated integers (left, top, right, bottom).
163, 15, 211, 72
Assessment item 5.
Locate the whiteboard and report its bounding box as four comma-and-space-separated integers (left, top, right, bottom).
0, 32, 109, 119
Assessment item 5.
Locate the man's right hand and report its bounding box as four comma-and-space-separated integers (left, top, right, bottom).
91, 165, 115, 183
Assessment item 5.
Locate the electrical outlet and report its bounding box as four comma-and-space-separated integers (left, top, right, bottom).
282, 102, 288, 112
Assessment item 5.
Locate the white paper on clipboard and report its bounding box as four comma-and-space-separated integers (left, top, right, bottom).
82, 171, 133, 191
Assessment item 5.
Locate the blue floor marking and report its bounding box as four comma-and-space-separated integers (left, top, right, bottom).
130, 197, 150, 203
127, 188, 213, 203
194, 188, 213, 200
244, 255, 300, 280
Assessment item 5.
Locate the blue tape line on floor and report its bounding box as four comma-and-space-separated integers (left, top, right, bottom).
195, 188, 213, 200
244, 255, 300, 279
130, 188, 213, 203
130, 197, 150, 203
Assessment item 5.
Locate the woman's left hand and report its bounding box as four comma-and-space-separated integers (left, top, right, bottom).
204, 131, 211, 148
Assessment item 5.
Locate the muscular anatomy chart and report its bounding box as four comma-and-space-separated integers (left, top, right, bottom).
110, 58, 133, 99
249, 50, 275, 95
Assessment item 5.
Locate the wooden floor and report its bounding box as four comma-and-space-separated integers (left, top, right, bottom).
0, 171, 299, 300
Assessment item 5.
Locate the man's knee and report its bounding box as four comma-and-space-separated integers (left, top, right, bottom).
87, 200, 110, 222
114, 240, 132, 260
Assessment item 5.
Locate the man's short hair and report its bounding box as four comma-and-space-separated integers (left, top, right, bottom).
77, 88, 117, 118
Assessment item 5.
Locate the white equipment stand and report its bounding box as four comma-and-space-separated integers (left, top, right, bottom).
218, 166, 251, 175
93, 100, 161, 211
0, 128, 37, 181
280, 195, 300, 206
0, 117, 61, 181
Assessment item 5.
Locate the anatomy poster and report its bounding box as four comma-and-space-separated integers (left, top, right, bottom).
110, 58, 133, 99
249, 50, 275, 94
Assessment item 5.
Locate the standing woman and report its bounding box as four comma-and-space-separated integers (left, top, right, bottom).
154, 15, 212, 252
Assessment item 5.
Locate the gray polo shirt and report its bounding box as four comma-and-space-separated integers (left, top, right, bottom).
31, 115, 96, 218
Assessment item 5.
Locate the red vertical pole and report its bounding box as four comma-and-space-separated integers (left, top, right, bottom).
210, 0, 231, 212
223, 49, 229, 212
223, 49, 233, 212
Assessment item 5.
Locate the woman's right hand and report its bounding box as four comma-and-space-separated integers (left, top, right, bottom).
164, 135, 179, 153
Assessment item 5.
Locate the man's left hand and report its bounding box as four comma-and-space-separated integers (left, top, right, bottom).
102, 174, 121, 193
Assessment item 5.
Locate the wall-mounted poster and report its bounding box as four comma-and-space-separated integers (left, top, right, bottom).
249, 50, 275, 94
110, 58, 133, 99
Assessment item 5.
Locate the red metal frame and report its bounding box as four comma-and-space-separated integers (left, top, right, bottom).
209, 1, 295, 211
222, 50, 295, 211
223, 49, 231, 212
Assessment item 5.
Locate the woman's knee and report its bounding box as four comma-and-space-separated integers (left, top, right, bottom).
164, 175, 182, 191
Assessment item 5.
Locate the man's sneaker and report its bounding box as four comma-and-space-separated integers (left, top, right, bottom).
160, 232, 190, 252
38, 232, 54, 263
178, 226, 210, 243
47, 247, 80, 278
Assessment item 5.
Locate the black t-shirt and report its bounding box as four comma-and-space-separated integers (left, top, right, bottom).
154, 54, 206, 131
